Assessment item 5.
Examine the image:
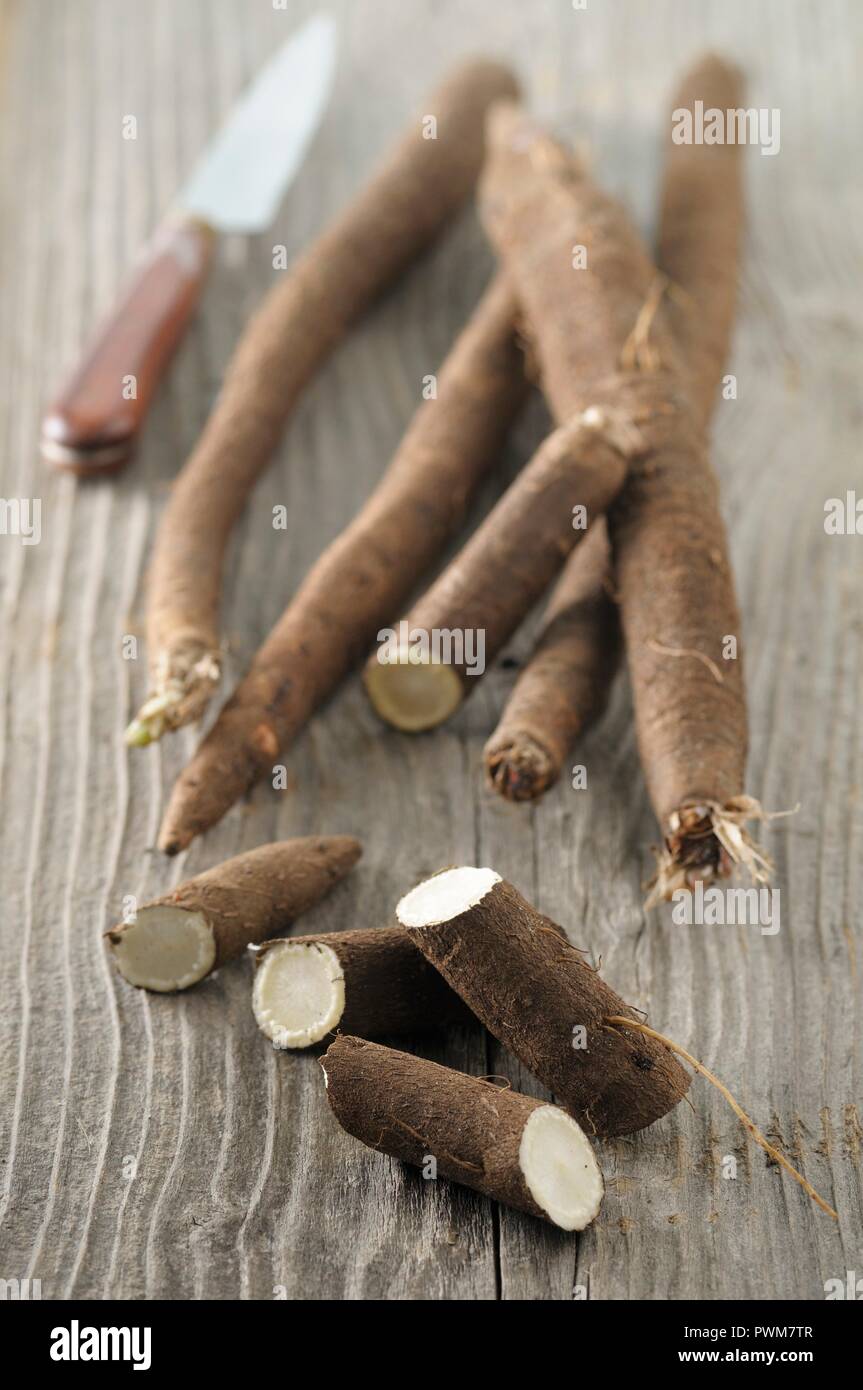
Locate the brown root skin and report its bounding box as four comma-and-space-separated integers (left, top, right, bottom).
485, 59, 745, 807
108, 836, 361, 990
481, 87, 764, 897
322, 1035, 605, 1231
368, 100, 688, 735
363, 408, 635, 732
157, 274, 527, 852
610, 432, 748, 850
657, 54, 745, 427
625, 55, 752, 896
605, 1018, 838, 1220
397, 868, 690, 1137
479, 103, 686, 422
135, 59, 520, 745
483, 522, 619, 799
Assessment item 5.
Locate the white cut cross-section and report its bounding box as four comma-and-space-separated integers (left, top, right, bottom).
396, 866, 501, 928
366, 649, 464, 731
253, 941, 345, 1048
110, 906, 216, 992
519, 1105, 604, 1231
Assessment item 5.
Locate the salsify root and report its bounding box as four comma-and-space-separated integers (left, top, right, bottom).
106, 836, 360, 991
484, 55, 747, 809
605, 1018, 838, 1219
657, 54, 746, 427
322, 1034, 605, 1231
478, 93, 762, 898
253, 912, 565, 1047
157, 274, 526, 853
363, 411, 633, 730
126, 58, 519, 748
484, 521, 619, 800
364, 103, 675, 731
397, 866, 690, 1137
252, 925, 476, 1048
612, 57, 757, 899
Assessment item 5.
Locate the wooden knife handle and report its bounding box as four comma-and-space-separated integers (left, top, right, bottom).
41, 216, 215, 476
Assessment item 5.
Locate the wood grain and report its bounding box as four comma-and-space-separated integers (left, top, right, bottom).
0, 0, 860, 1300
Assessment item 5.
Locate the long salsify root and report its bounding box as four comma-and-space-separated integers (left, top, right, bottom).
156, 275, 526, 852
483, 522, 619, 800
130, 59, 520, 748
478, 84, 769, 901
364, 102, 675, 732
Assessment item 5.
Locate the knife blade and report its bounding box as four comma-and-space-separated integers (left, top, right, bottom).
41, 12, 338, 476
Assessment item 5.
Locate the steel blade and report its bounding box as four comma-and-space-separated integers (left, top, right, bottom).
179, 13, 337, 234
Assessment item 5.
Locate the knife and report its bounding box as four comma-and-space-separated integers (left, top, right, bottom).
41, 13, 338, 476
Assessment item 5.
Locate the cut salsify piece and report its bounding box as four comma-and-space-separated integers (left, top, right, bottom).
322, 1035, 604, 1231
397, 867, 690, 1137
252, 926, 476, 1047
107, 837, 361, 992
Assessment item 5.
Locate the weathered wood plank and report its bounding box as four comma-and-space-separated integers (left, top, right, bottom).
0, 0, 860, 1300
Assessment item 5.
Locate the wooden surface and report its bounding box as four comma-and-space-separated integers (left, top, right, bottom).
1, 0, 861, 1301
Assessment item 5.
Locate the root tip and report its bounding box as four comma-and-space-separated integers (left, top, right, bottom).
485, 735, 555, 802
646, 797, 775, 906
125, 720, 153, 748
129, 648, 221, 748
